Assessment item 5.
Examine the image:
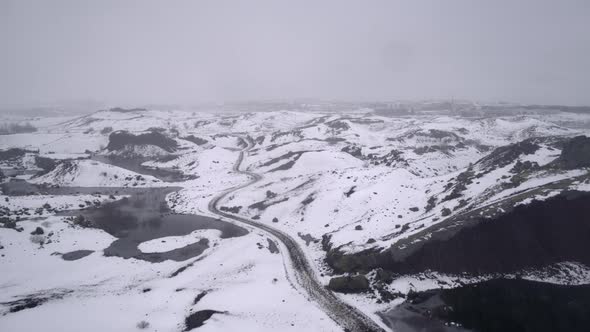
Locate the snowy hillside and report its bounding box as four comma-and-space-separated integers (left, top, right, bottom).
2, 104, 590, 332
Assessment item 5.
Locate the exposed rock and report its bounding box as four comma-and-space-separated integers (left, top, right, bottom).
387, 279, 590, 332
106, 131, 178, 153
34, 156, 57, 175
260, 151, 307, 172
557, 135, 590, 169
184, 310, 224, 330
374, 268, 394, 283
477, 139, 540, 172
30, 227, 44, 235
298, 232, 319, 246
327, 192, 590, 276
61, 250, 94, 261
267, 239, 279, 254
321, 234, 333, 251
344, 186, 356, 197
301, 194, 315, 206
325, 120, 350, 131
0, 148, 32, 161
441, 208, 452, 217
219, 206, 241, 214
193, 291, 207, 305
183, 135, 208, 146
327, 275, 370, 293
326, 247, 382, 274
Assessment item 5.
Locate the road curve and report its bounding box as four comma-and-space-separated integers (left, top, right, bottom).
207, 137, 386, 332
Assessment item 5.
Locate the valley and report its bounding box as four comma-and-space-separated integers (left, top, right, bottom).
1, 104, 590, 331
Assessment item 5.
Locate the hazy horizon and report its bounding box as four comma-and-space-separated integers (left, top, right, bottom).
1, 0, 590, 108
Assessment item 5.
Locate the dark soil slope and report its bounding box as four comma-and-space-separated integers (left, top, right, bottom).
436, 279, 590, 332
384, 191, 590, 274
106, 131, 178, 153
328, 191, 590, 275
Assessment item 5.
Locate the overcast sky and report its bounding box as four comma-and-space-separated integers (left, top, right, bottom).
1, 0, 589, 107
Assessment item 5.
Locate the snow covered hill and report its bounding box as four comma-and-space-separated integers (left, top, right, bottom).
2, 104, 590, 332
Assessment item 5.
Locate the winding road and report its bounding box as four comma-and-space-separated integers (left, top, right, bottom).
207, 137, 386, 332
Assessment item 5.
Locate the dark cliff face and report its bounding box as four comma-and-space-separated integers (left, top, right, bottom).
557, 135, 590, 169
383, 279, 590, 332
0, 148, 33, 160
106, 131, 178, 153
384, 192, 590, 274
327, 191, 590, 275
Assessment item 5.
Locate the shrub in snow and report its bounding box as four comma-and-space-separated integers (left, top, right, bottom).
136, 321, 150, 329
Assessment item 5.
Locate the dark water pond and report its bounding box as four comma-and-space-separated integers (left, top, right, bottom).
2, 181, 248, 262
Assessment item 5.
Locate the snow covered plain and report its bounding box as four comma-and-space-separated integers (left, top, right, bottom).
1, 104, 590, 331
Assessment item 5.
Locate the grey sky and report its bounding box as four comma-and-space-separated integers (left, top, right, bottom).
1, 0, 589, 107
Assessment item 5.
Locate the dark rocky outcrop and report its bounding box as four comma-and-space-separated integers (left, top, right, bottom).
34, 156, 57, 175
61, 250, 94, 261
476, 139, 540, 172
2, 290, 72, 314
385, 191, 590, 275
344, 186, 356, 197
326, 247, 383, 274
327, 275, 370, 293
260, 151, 308, 172
341, 145, 407, 167
184, 310, 224, 330
248, 197, 288, 211
30, 227, 44, 235
106, 131, 178, 153
183, 135, 208, 146
219, 206, 241, 214
193, 291, 207, 305
327, 191, 590, 275
0, 148, 33, 161
556, 135, 590, 169
385, 279, 590, 332
325, 120, 350, 131
267, 239, 279, 254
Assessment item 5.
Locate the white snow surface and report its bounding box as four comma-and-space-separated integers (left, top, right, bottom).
2, 107, 590, 331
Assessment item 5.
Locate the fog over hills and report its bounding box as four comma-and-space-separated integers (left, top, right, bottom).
2, 1, 590, 332
1, 0, 590, 106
